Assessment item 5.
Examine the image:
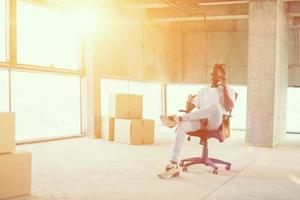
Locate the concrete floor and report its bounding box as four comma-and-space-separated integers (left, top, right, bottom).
12, 127, 300, 200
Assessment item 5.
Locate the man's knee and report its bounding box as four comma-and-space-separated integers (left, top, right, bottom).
176, 121, 191, 134
176, 121, 199, 135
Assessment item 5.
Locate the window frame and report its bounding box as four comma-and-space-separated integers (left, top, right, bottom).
1, 0, 85, 142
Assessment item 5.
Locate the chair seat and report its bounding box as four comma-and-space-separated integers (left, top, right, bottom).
187, 125, 224, 143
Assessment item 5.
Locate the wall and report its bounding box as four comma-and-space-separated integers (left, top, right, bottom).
91, 4, 300, 86
180, 19, 248, 84
93, 9, 181, 82
180, 19, 300, 86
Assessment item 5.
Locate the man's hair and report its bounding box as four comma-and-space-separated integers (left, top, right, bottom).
213, 63, 226, 75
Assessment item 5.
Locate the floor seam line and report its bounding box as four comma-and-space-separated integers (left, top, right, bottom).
201, 159, 256, 200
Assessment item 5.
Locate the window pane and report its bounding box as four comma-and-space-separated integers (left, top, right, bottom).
287, 87, 300, 133
129, 81, 162, 125
230, 85, 247, 130
0, 69, 9, 111
17, 1, 80, 69
166, 84, 207, 115
0, 0, 7, 62
11, 71, 81, 140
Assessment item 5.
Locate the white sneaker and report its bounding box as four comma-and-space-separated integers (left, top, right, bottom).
160, 115, 177, 128
158, 164, 180, 179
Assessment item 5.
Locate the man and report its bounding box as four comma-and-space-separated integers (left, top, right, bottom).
159, 63, 236, 179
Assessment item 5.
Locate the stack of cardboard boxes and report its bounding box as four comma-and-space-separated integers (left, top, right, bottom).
0, 113, 31, 200
101, 94, 154, 144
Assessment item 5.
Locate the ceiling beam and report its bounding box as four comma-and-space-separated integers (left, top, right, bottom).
288, 13, 300, 17
290, 17, 300, 28
121, 0, 249, 9
288, 1, 300, 12
150, 15, 248, 22
122, 2, 168, 9
198, 0, 248, 6
287, 0, 300, 19
148, 3, 248, 19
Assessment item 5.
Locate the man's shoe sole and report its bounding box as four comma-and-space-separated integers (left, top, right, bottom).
158, 171, 180, 179
160, 115, 177, 128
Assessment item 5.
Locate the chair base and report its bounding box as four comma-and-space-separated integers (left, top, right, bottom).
180, 157, 231, 175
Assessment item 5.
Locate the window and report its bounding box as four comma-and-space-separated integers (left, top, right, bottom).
0, 0, 8, 62
17, 0, 80, 69
0, 69, 9, 111
230, 85, 247, 130
129, 81, 162, 124
100, 78, 162, 125
287, 87, 300, 133
11, 71, 81, 140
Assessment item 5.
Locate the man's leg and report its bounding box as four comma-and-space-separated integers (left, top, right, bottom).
171, 120, 201, 163
159, 120, 200, 179
181, 102, 222, 129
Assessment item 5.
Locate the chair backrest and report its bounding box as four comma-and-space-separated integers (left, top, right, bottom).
222, 115, 231, 139
223, 92, 238, 138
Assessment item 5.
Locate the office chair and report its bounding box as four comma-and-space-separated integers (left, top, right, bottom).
179, 93, 237, 175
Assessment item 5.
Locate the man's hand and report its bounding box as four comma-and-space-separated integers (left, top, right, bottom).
179, 94, 196, 113
221, 75, 234, 112
220, 74, 228, 88
187, 94, 196, 103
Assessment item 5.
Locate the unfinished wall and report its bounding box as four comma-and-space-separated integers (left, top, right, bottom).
91, 3, 300, 86
93, 9, 181, 82
180, 19, 299, 86
180, 19, 248, 84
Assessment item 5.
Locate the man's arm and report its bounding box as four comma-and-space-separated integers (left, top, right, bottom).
221, 76, 234, 112
223, 87, 234, 112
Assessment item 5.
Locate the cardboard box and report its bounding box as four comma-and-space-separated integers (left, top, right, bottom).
109, 94, 143, 119
114, 119, 154, 145
0, 151, 31, 199
101, 117, 115, 141
0, 112, 15, 154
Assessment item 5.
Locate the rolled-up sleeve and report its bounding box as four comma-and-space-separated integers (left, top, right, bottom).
227, 87, 236, 108
192, 90, 202, 108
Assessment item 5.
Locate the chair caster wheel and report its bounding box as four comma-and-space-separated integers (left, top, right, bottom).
213, 169, 218, 175
225, 165, 231, 171
183, 167, 188, 172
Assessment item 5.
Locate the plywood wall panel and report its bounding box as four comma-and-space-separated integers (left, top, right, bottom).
98, 21, 144, 79
229, 32, 248, 67
183, 32, 208, 83
181, 30, 248, 84
143, 23, 172, 81
93, 9, 180, 82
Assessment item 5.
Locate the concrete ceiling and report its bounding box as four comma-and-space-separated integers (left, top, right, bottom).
287, 0, 300, 27
118, 0, 300, 23
36, 0, 115, 8
36, 0, 300, 24
118, 0, 249, 21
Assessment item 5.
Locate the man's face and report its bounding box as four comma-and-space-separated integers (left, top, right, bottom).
210, 68, 222, 86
